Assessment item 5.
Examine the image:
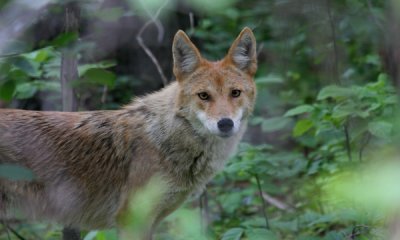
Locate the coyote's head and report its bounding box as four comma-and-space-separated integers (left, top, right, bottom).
173, 27, 257, 138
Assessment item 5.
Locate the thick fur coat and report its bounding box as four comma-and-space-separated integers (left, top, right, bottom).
0, 27, 257, 238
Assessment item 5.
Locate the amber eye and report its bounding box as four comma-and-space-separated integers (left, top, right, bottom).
198, 92, 210, 100
231, 89, 241, 98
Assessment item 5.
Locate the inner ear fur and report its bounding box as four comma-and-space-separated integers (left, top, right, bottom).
226, 27, 257, 76
172, 30, 202, 78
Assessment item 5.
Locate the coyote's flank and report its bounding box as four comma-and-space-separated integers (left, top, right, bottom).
0, 27, 257, 239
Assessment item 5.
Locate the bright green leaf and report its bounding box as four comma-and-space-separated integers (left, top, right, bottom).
221, 228, 244, 240
255, 74, 284, 85
15, 82, 38, 99
261, 117, 291, 132
0, 80, 16, 101
317, 85, 354, 100
284, 105, 314, 117
78, 60, 117, 76
82, 68, 116, 87
51, 32, 79, 47
293, 119, 313, 137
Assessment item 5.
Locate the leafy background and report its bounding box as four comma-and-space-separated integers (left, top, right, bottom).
0, 0, 399, 239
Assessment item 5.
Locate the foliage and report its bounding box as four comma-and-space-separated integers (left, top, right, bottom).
0, 0, 398, 240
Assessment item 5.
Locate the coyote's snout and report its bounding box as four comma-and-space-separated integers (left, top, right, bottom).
0, 27, 257, 239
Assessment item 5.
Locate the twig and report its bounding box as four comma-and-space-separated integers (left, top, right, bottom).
199, 189, 210, 234
255, 174, 270, 229
256, 42, 264, 57
1, 221, 11, 240
138, 0, 165, 42
358, 132, 370, 162
261, 192, 294, 212
189, 12, 195, 35
136, 0, 169, 86
344, 121, 352, 162
101, 86, 108, 104
2, 222, 26, 240
348, 225, 370, 239
0, 52, 24, 58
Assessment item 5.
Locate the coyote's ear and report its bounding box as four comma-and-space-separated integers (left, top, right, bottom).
227, 27, 257, 76
172, 30, 202, 78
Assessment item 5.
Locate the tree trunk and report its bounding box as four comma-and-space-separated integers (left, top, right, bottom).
60, 1, 80, 112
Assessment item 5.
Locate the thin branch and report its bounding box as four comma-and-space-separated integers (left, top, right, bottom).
1, 221, 11, 240
2, 222, 26, 240
101, 86, 108, 104
136, 0, 169, 86
138, 0, 165, 42
0, 52, 24, 58
261, 192, 294, 212
199, 189, 210, 234
189, 12, 195, 35
358, 132, 371, 162
344, 121, 352, 162
257, 42, 264, 57
348, 225, 370, 239
255, 174, 270, 229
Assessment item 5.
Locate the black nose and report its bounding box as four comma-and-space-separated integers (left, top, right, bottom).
217, 118, 234, 133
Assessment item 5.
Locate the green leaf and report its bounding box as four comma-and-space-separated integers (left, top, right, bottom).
82, 68, 116, 87
0, 164, 35, 181
12, 57, 40, 77
83, 231, 98, 240
15, 82, 38, 99
368, 121, 393, 139
317, 85, 354, 100
221, 228, 244, 240
377, 73, 390, 84
384, 95, 398, 104
260, 117, 291, 132
94, 229, 118, 240
284, 105, 314, 117
293, 119, 313, 137
246, 228, 277, 240
0, 80, 16, 101
51, 32, 79, 47
23, 47, 52, 62
255, 74, 284, 85
78, 60, 117, 76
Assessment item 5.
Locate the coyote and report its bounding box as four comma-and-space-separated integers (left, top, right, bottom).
0, 27, 257, 239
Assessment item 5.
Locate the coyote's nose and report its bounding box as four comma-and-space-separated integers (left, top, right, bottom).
217, 118, 234, 133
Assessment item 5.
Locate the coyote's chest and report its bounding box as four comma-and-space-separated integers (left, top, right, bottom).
157, 121, 245, 191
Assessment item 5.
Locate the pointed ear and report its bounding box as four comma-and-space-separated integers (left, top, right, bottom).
172, 30, 202, 78
226, 27, 257, 76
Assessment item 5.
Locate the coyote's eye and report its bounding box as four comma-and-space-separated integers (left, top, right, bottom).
231, 89, 241, 98
198, 92, 210, 100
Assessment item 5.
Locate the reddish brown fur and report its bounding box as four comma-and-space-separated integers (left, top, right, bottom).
0, 28, 257, 239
